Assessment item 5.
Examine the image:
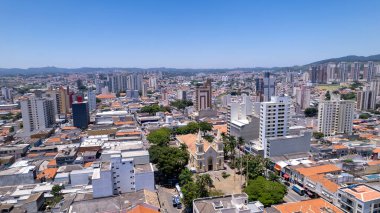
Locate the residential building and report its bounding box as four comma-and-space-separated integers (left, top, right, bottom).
1, 87, 12, 100
20, 95, 56, 134
339, 62, 349, 83
336, 184, 380, 213
318, 99, 355, 136
273, 198, 343, 213
357, 86, 376, 111
227, 95, 260, 142
353, 62, 361, 81
177, 90, 187, 100
365, 61, 375, 82
195, 79, 212, 111
258, 96, 290, 157
87, 89, 97, 112
92, 154, 154, 198
193, 193, 264, 213
72, 101, 89, 129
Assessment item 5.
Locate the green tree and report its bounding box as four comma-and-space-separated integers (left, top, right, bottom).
182, 181, 198, 210
96, 98, 101, 103
146, 128, 171, 146
313, 131, 324, 139
51, 185, 63, 197
149, 146, 189, 180
198, 121, 213, 133
171, 100, 193, 110
239, 155, 266, 180
9, 126, 14, 133
304, 107, 318, 117
359, 113, 371, 119
196, 174, 213, 197
244, 176, 287, 207
341, 92, 356, 100
325, 91, 331, 100
179, 168, 193, 186
268, 173, 279, 182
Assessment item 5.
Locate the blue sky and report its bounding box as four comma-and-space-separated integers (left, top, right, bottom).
0, 0, 379, 68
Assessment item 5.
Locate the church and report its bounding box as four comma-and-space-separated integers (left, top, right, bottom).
176, 130, 224, 173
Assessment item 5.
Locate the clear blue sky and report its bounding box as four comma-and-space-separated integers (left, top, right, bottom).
1, 0, 379, 68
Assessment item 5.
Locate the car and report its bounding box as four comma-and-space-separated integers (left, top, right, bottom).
172, 195, 181, 208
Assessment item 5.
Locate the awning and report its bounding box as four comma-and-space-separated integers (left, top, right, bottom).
283, 174, 290, 179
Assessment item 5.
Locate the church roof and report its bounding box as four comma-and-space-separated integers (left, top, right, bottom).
176, 134, 211, 155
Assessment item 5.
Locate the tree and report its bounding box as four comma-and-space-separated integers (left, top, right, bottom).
304, 107, 318, 117
170, 100, 193, 110
359, 113, 371, 119
147, 128, 171, 146
341, 92, 356, 100
268, 173, 279, 182
51, 185, 63, 198
9, 126, 14, 133
96, 98, 101, 103
244, 176, 286, 207
313, 131, 324, 139
182, 181, 198, 210
149, 146, 189, 180
179, 168, 193, 186
198, 121, 213, 133
196, 174, 213, 197
238, 155, 266, 180
325, 91, 331, 100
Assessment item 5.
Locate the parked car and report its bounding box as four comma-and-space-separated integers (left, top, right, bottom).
172, 195, 181, 208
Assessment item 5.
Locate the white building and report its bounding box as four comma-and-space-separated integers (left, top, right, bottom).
87, 89, 97, 112
318, 99, 355, 136
20, 95, 56, 134
356, 86, 376, 111
336, 184, 380, 213
258, 96, 290, 157
1, 87, 12, 100
92, 154, 154, 198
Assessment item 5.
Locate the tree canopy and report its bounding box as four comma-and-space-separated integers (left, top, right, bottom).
304, 107, 318, 117
244, 176, 287, 206
325, 91, 331, 100
171, 99, 193, 110
148, 145, 189, 180
146, 127, 171, 146
313, 131, 324, 139
359, 113, 371, 119
341, 92, 356, 100
140, 104, 170, 115
181, 173, 216, 211
175, 121, 213, 135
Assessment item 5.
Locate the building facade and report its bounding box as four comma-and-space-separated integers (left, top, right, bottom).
21, 95, 55, 133
72, 101, 90, 129
195, 79, 212, 111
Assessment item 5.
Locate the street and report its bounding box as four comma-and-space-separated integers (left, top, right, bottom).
157, 186, 182, 213
283, 184, 310, 203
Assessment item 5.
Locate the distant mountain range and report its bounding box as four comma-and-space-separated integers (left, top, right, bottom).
0, 54, 379, 75
308, 54, 380, 65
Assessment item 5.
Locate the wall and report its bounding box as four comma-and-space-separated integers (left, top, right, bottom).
267, 131, 311, 157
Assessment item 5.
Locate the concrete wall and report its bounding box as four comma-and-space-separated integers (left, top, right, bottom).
229, 116, 259, 143
267, 131, 311, 157
135, 167, 155, 191
92, 169, 113, 198
70, 169, 93, 186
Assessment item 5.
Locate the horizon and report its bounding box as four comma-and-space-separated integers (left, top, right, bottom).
1, 0, 380, 68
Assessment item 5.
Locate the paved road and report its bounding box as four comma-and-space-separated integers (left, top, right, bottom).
283, 184, 310, 203
157, 186, 182, 213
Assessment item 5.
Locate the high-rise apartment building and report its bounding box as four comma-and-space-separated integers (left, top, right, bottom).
352, 62, 360, 81
20, 95, 56, 133
259, 96, 290, 157
366, 61, 375, 81
295, 86, 311, 110
177, 90, 187, 100
310, 66, 319, 84
107, 73, 128, 93
318, 99, 355, 136
195, 79, 212, 111
58, 86, 70, 115
72, 101, 89, 129
1, 87, 12, 100
357, 85, 376, 111
339, 62, 348, 83
87, 89, 97, 112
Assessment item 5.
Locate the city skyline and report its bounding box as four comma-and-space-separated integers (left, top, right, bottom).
1, 0, 380, 68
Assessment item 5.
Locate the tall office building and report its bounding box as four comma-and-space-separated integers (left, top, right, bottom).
72, 101, 90, 129
318, 99, 355, 136
87, 89, 97, 112
258, 96, 290, 157
1, 87, 12, 100
352, 62, 360, 81
255, 77, 264, 101
195, 79, 212, 111
263, 72, 275, 102
149, 77, 157, 90
20, 95, 56, 133
295, 86, 311, 110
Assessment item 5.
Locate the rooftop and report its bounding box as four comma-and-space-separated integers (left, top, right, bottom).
341, 184, 380, 202
273, 198, 343, 213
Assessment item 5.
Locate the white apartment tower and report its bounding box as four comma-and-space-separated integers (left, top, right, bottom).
318, 99, 355, 136
20, 95, 56, 133
87, 89, 97, 112
259, 96, 290, 157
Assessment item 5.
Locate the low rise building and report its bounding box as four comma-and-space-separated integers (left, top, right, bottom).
336, 184, 380, 213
